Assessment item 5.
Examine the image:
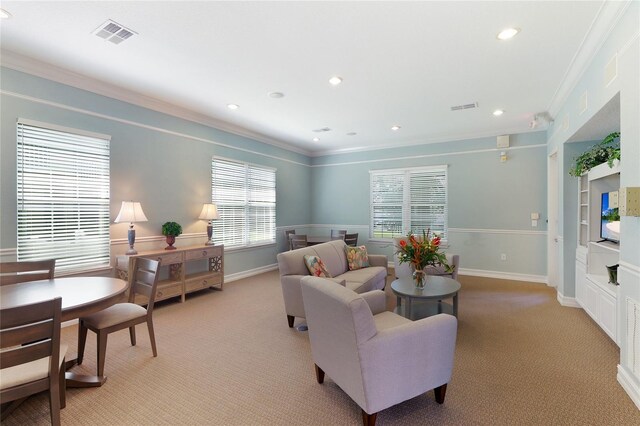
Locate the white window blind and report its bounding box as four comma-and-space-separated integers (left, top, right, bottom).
17, 120, 111, 273
370, 165, 448, 240
211, 157, 276, 248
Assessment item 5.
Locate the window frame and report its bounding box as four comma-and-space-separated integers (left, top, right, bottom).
369, 164, 448, 242
16, 118, 111, 274
210, 156, 276, 249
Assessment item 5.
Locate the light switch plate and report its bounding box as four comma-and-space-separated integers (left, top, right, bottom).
531, 212, 540, 220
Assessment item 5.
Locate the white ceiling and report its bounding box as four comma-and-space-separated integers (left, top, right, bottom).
0, 1, 611, 156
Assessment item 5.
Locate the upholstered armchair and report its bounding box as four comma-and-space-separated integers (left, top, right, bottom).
393, 236, 460, 280
300, 276, 457, 425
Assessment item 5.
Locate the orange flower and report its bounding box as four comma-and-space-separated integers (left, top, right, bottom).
399, 240, 407, 248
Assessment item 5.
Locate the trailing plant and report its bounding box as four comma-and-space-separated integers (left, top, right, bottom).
569, 131, 620, 177
161, 221, 183, 236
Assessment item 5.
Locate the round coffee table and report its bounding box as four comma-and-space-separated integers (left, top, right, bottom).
391, 275, 461, 320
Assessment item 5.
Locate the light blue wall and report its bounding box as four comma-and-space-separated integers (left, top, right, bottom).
310, 132, 549, 278
546, 1, 640, 402
0, 68, 312, 275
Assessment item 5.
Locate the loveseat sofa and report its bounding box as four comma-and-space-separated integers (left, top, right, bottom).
276, 239, 388, 327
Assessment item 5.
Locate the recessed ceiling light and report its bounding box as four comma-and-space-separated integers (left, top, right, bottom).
0, 8, 12, 19
268, 92, 284, 98
329, 76, 343, 86
227, 104, 239, 110
346, 132, 357, 136
391, 125, 401, 131
313, 137, 320, 142
497, 28, 519, 40
493, 109, 504, 116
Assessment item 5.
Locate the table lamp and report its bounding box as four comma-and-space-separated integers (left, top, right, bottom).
115, 201, 148, 255
199, 203, 219, 245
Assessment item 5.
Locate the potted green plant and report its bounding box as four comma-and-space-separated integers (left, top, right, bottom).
569, 131, 620, 177
162, 221, 183, 250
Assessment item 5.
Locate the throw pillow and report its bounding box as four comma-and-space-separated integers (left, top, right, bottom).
303, 255, 332, 278
345, 245, 369, 271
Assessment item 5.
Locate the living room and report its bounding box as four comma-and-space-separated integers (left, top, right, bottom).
1, 1, 639, 424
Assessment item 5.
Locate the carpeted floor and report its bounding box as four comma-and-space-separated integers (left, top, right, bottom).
3, 271, 639, 425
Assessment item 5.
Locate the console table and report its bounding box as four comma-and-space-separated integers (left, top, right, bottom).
115, 244, 224, 304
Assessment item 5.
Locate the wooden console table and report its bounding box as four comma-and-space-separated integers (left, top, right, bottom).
115, 244, 224, 304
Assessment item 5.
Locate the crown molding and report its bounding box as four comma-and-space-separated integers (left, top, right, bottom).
546, 0, 632, 118
0, 49, 312, 157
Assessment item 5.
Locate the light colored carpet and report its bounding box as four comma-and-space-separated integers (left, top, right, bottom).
3, 271, 639, 425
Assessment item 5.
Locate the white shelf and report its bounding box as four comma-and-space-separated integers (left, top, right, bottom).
588, 240, 620, 253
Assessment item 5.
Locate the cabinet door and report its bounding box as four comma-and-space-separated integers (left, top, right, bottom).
575, 261, 587, 308
582, 279, 598, 320
597, 291, 617, 343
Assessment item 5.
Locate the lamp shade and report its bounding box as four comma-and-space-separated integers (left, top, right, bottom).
199, 203, 219, 220
114, 201, 148, 223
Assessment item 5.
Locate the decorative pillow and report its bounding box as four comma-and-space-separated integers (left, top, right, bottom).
303, 255, 332, 278
345, 245, 369, 271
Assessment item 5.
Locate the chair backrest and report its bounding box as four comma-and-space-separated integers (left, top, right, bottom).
344, 233, 358, 247
330, 229, 347, 240
284, 230, 296, 250
0, 260, 56, 286
128, 258, 161, 313
0, 297, 62, 393
290, 234, 308, 250
301, 277, 376, 401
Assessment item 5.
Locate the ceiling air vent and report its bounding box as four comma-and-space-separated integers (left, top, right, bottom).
313, 127, 332, 133
450, 102, 479, 111
93, 20, 137, 44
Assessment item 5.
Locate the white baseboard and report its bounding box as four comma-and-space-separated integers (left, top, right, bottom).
225, 263, 279, 283
458, 268, 547, 283
617, 364, 640, 410
556, 292, 581, 308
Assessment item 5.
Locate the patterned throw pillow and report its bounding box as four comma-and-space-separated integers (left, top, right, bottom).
303, 255, 332, 278
345, 245, 369, 271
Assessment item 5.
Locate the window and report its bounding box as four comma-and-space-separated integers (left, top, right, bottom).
211, 157, 276, 248
370, 165, 448, 240
17, 119, 111, 273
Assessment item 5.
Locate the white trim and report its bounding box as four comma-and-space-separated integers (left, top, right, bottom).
617, 365, 640, 410
556, 292, 581, 308
448, 228, 547, 236
312, 144, 546, 168
619, 261, 640, 276
1, 90, 310, 168
0, 248, 16, 255
0, 49, 312, 157
618, 29, 640, 57
369, 164, 447, 175
224, 263, 279, 283
458, 268, 547, 283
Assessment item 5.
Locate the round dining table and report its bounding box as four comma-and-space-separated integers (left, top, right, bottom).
0, 276, 128, 387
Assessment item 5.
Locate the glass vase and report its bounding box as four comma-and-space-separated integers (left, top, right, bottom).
412, 269, 426, 289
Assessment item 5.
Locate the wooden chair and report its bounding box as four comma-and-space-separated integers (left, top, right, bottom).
0, 297, 66, 426
330, 229, 347, 240
284, 229, 296, 251
0, 259, 56, 286
344, 233, 359, 247
290, 235, 308, 250
77, 258, 160, 377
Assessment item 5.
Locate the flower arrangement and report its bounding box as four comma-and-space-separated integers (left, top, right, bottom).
396, 230, 451, 273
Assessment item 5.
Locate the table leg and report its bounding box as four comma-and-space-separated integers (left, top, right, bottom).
64, 355, 108, 388
396, 296, 401, 309
453, 292, 459, 317
407, 298, 413, 320
437, 299, 442, 314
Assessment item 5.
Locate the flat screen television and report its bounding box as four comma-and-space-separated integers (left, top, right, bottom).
600, 192, 620, 243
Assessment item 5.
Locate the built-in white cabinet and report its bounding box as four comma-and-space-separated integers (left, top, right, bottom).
575, 161, 620, 345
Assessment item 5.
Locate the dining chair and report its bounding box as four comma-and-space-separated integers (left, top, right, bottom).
290, 235, 308, 250
0, 259, 56, 286
284, 229, 296, 251
330, 229, 347, 240
77, 257, 160, 377
0, 297, 66, 426
344, 233, 359, 247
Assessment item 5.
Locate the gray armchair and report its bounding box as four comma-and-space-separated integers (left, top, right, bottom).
393, 236, 459, 280
300, 276, 457, 425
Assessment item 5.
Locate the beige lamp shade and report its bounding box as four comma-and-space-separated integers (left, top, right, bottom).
198, 203, 219, 220
115, 201, 148, 223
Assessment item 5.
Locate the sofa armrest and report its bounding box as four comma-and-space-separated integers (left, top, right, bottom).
368, 254, 388, 270
360, 290, 386, 315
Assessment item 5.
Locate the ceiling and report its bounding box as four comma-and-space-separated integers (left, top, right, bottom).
0, 1, 610, 156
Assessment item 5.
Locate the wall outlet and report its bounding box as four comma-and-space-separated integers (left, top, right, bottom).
500, 253, 507, 261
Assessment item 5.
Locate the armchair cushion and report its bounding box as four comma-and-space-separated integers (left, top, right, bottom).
303, 255, 332, 278
345, 245, 369, 270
